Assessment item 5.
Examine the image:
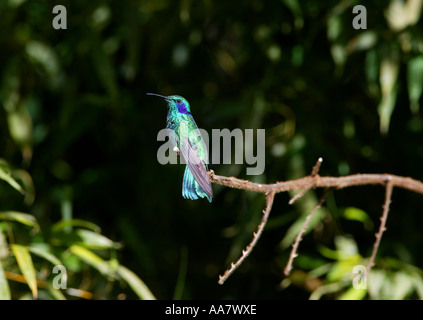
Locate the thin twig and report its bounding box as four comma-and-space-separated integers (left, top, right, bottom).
218, 191, 275, 285
284, 188, 332, 276
367, 178, 394, 276
289, 157, 323, 205
311, 157, 323, 177
288, 188, 309, 205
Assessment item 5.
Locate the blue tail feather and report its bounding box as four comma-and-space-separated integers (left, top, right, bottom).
182, 166, 212, 202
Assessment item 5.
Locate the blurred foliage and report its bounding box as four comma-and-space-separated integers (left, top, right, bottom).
0, 162, 155, 299
0, 0, 423, 299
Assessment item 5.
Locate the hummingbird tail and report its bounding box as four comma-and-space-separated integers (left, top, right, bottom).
182, 166, 212, 202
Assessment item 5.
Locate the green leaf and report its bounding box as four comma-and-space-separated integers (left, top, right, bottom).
70, 245, 155, 299
6, 101, 32, 147
327, 257, 362, 282
69, 245, 111, 276
0, 161, 25, 194
0, 229, 7, 259
47, 284, 67, 300
365, 49, 380, 97
341, 207, 373, 230
281, 0, 303, 29
309, 282, 345, 300
25, 41, 60, 82
0, 211, 38, 229
368, 270, 386, 299
75, 229, 122, 250
27, 246, 62, 266
346, 31, 377, 53
318, 245, 339, 260
11, 244, 38, 299
407, 56, 423, 113
378, 84, 398, 134
334, 235, 359, 259
52, 219, 101, 233
117, 265, 156, 300
338, 286, 367, 300
0, 260, 11, 300
391, 272, 414, 300
378, 54, 399, 134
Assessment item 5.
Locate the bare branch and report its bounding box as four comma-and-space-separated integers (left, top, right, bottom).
289, 157, 323, 205
284, 188, 332, 276
367, 178, 394, 275
218, 191, 275, 285
210, 171, 423, 196
208, 158, 423, 283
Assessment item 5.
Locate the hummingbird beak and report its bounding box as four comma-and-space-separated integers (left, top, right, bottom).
146, 93, 170, 100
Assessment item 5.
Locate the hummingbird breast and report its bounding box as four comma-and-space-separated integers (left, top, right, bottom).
166, 111, 180, 132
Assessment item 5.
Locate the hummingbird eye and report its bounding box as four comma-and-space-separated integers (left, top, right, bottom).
175, 99, 182, 104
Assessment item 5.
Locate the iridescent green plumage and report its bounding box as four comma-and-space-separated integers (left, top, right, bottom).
147, 93, 213, 202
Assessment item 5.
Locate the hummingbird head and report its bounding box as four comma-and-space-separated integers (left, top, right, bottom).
167, 95, 191, 115
146, 93, 191, 114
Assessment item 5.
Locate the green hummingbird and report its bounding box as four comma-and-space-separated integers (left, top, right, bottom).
147, 93, 213, 202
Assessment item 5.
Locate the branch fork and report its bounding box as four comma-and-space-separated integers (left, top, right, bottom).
209, 158, 423, 284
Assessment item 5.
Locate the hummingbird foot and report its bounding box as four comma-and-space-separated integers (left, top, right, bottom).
173, 146, 181, 156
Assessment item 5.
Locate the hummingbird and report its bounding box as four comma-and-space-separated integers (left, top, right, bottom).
147, 93, 213, 202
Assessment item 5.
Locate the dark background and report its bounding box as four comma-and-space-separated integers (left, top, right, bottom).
1, 0, 423, 300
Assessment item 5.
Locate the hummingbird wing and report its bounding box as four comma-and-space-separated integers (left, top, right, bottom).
180, 137, 213, 199
178, 120, 213, 199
